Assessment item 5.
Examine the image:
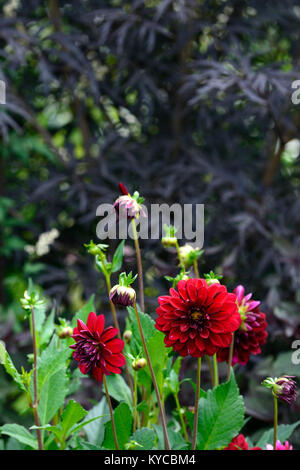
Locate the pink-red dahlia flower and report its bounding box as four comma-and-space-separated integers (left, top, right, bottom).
266, 440, 293, 450
217, 285, 268, 366
70, 312, 125, 382
224, 434, 261, 450
155, 278, 241, 357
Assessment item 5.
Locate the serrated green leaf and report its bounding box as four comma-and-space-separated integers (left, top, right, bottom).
104, 374, 132, 408
0, 424, 38, 450
39, 309, 55, 347
0, 341, 26, 391
256, 420, 300, 449
36, 336, 71, 393
130, 428, 156, 450
61, 400, 88, 437
83, 397, 110, 446
197, 371, 245, 450
103, 402, 132, 450
111, 240, 125, 273
127, 306, 156, 344
38, 366, 68, 425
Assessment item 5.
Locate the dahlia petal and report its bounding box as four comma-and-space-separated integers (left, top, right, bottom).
78, 362, 91, 374
92, 367, 103, 382
87, 312, 98, 332
96, 314, 105, 335
186, 282, 197, 302
105, 338, 124, 353
100, 326, 118, 342
234, 285, 245, 304
105, 352, 126, 367
77, 318, 88, 332
177, 280, 189, 301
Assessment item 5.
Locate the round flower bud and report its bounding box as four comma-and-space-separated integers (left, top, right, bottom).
273, 376, 297, 405
132, 358, 147, 371
161, 236, 178, 248
123, 330, 132, 344
58, 326, 73, 339
206, 278, 220, 286
110, 284, 136, 307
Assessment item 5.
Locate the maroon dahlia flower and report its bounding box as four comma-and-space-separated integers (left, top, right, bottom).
155, 278, 241, 357
70, 312, 125, 382
217, 285, 268, 366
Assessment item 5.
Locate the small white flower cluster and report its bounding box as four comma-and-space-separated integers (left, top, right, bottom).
25, 228, 59, 257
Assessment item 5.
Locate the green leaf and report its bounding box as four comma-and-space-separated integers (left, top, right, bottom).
61, 400, 88, 437
38, 366, 68, 425
111, 240, 125, 273
256, 421, 300, 449
130, 428, 156, 450
127, 306, 156, 345
0, 341, 26, 391
72, 295, 95, 327
0, 424, 38, 450
103, 402, 133, 450
104, 374, 132, 408
39, 308, 55, 347
154, 425, 188, 450
36, 336, 71, 393
83, 397, 110, 446
197, 371, 245, 450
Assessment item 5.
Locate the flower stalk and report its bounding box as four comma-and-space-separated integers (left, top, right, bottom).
227, 333, 235, 382
131, 219, 145, 312
213, 353, 219, 387
133, 301, 170, 449
103, 375, 119, 450
30, 305, 43, 451
273, 395, 278, 449
192, 357, 201, 450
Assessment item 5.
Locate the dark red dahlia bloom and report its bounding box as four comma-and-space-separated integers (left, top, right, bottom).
224, 434, 261, 450
155, 278, 241, 357
217, 285, 268, 366
70, 312, 125, 382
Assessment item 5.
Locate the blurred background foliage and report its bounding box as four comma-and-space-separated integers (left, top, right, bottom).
0, 0, 300, 444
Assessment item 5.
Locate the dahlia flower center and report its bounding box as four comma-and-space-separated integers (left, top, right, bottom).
237, 302, 248, 331
190, 310, 204, 321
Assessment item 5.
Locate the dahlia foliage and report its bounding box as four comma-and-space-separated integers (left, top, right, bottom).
0, 184, 298, 452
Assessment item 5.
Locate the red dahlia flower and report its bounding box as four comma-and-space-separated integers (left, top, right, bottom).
155, 278, 241, 357
70, 312, 125, 382
224, 434, 261, 450
217, 285, 268, 366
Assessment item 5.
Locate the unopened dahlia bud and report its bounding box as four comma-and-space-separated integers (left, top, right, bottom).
204, 271, 222, 286
58, 326, 73, 339
263, 376, 297, 405
123, 330, 132, 344
84, 240, 108, 256
110, 272, 137, 307
113, 182, 145, 220
161, 224, 178, 248
179, 244, 204, 268
132, 358, 147, 371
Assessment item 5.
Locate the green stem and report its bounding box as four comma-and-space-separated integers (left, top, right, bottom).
175, 240, 185, 272
131, 219, 145, 312
133, 370, 139, 432
273, 396, 278, 449
206, 355, 214, 387
213, 353, 219, 387
193, 259, 199, 278
174, 393, 188, 442
192, 358, 201, 450
227, 332, 235, 382
103, 375, 119, 450
133, 302, 170, 449
30, 305, 43, 451
105, 273, 134, 402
